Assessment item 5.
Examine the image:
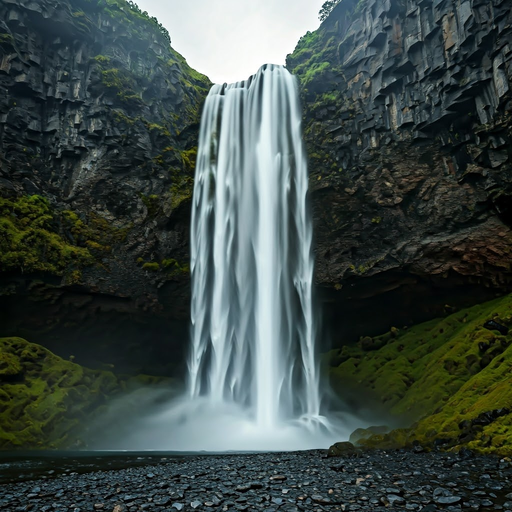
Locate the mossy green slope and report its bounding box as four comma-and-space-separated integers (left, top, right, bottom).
0, 337, 121, 449
328, 294, 512, 455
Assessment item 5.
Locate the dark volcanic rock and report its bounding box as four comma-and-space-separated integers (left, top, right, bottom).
287, 0, 512, 344
1, 451, 511, 511
0, 0, 210, 366
2, 0, 512, 367
327, 441, 361, 458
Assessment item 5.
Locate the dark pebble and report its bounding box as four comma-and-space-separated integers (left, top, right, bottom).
435, 496, 461, 504
0, 451, 510, 511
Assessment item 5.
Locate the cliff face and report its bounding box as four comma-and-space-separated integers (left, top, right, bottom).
2, 0, 511, 367
0, 0, 209, 373
287, 0, 512, 343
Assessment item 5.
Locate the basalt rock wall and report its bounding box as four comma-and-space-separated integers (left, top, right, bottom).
2, 0, 512, 364
287, 0, 512, 344
0, 0, 210, 373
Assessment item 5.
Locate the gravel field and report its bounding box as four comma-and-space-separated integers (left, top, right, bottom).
1, 450, 511, 511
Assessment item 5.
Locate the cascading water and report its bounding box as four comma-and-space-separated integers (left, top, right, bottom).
157, 63, 350, 451
94, 65, 358, 451
188, 64, 320, 428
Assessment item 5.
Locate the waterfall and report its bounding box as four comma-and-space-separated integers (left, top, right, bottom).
95, 65, 355, 452
187, 64, 326, 440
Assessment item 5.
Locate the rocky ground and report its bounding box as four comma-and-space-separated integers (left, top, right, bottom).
0, 450, 511, 511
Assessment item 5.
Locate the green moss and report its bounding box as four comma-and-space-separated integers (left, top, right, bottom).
167, 51, 211, 99
93, 54, 110, 64
288, 31, 340, 88
0, 32, 14, 47
142, 262, 160, 271
162, 258, 189, 275
164, 51, 211, 125
101, 68, 142, 106
112, 109, 136, 126
0, 194, 132, 280
139, 194, 161, 218
0, 351, 22, 379
302, 61, 331, 85
62, 209, 130, 256
146, 123, 171, 137
169, 178, 193, 211
329, 294, 512, 455
159, 148, 197, 212
152, 146, 175, 166
0, 337, 122, 449
0, 195, 94, 276
162, 258, 179, 269
181, 147, 198, 172
137, 258, 189, 275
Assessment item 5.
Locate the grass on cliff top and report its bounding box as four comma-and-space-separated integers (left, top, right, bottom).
286, 0, 358, 86
0, 337, 121, 449
82, 0, 172, 46
328, 294, 512, 455
287, 30, 336, 87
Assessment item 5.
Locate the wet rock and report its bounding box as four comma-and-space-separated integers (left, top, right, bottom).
349, 426, 390, 445
412, 441, 425, 454
457, 447, 474, 459
483, 320, 509, 335
327, 441, 361, 458
1, 446, 511, 512
472, 408, 510, 427
435, 496, 461, 505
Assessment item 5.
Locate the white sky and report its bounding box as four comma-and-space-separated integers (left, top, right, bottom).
134, 0, 326, 84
